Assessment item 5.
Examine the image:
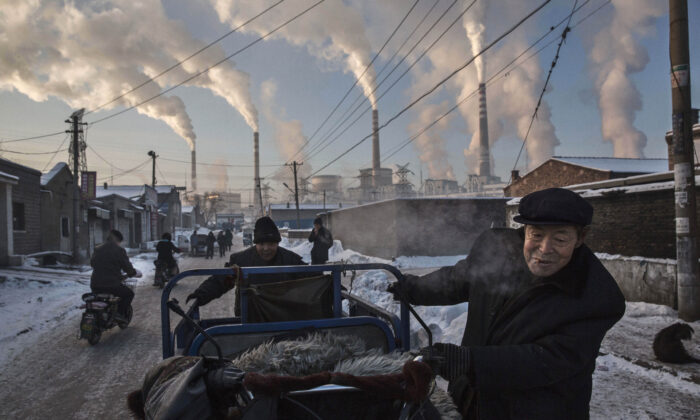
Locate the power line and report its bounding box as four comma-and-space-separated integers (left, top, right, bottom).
87, 143, 125, 172
158, 156, 284, 167
308, 0, 552, 178
0, 131, 66, 144
84, 0, 286, 116
305, 0, 465, 162
42, 133, 71, 172
97, 158, 151, 182
382, 0, 600, 163
0, 147, 68, 155
512, 0, 579, 173
88, 0, 326, 127
156, 162, 170, 186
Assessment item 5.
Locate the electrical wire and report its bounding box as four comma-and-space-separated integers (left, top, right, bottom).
308, 0, 552, 177
85, 0, 286, 116
0, 148, 68, 155
158, 156, 284, 168
87, 143, 125, 172
42, 133, 71, 172
97, 158, 151, 182
0, 130, 66, 144
88, 0, 326, 127
305, 0, 466, 162
382, 0, 601, 164
511, 0, 579, 173
156, 162, 170, 185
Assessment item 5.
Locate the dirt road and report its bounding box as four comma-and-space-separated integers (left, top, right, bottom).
0, 245, 239, 419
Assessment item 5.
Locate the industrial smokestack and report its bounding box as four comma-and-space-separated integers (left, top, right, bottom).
477, 83, 490, 178
372, 108, 380, 186
253, 131, 262, 215
191, 149, 197, 191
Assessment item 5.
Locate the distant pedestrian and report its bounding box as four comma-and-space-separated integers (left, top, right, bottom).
217, 231, 226, 258
224, 228, 233, 252
205, 232, 215, 259
189, 229, 198, 255
308, 217, 333, 265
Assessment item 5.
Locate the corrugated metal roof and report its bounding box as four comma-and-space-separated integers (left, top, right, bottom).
552, 157, 668, 173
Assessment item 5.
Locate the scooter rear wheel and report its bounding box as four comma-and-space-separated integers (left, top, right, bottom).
118, 305, 133, 329
87, 329, 102, 345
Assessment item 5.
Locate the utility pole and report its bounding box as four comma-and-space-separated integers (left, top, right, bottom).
670, 0, 699, 321
66, 109, 85, 264
148, 150, 157, 188
286, 161, 303, 228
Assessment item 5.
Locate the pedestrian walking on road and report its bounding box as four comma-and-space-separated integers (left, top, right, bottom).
217, 231, 226, 258
224, 228, 233, 252
308, 217, 333, 265
189, 229, 198, 255
205, 231, 215, 259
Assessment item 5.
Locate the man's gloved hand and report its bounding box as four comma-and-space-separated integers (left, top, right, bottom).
204, 363, 246, 408
386, 274, 419, 301
186, 290, 209, 306
420, 342, 471, 383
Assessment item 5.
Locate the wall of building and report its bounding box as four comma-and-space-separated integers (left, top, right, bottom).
0, 159, 41, 255
505, 161, 610, 197
598, 255, 677, 308
324, 198, 508, 259
40, 168, 74, 253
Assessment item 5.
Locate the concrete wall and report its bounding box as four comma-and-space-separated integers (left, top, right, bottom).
597, 255, 677, 308
324, 198, 508, 259
0, 159, 41, 255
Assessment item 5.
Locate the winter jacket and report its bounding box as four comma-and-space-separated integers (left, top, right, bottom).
206, 233, 216, 249
308, 227, 333, 264
90, 240, 137, 289
156, 239, 180, 266
192, 246, 307, 315
401, 227, 626, 419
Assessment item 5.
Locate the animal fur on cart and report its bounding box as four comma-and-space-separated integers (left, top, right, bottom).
128, 332, 460, 419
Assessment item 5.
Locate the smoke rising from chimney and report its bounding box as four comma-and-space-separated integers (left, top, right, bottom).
462, 1, 487, 83
212, 0, 378, 108
585, 0, 664, 158
408, 101, 455, 180
0, 1, 259, 149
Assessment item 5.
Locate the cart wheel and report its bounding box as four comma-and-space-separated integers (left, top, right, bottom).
88, 329, 102, 345
118, 305, 133, 329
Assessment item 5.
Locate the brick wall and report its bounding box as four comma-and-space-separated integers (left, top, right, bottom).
504, 160, 611, 197
0, 159, 41, 255
506, 187, 700, 259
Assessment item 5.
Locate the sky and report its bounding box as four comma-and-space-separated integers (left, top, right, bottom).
0, 0, 699, 205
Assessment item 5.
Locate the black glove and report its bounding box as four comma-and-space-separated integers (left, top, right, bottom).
186, 290, 209, 306
421, 342, 471, 383
386, 274, 419, 302
204, 363, 246, 409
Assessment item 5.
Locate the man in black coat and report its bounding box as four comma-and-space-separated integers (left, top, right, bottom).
155, 232, 181, 276
188, 216, 306, 316
90, 229, 141, 319
389, 188, 625, 419
308, 217, 333, 264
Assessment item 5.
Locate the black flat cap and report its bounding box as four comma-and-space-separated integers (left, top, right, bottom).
254, 216, 281, 243
513, 188, 593, 226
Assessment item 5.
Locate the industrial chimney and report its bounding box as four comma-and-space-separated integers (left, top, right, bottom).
372, 108, 380, 186
253, 131, 262, 215
477, 83, 490, 178
191, 149, 197, 191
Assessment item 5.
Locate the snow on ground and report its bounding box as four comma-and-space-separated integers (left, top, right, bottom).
0, 252, 156, 368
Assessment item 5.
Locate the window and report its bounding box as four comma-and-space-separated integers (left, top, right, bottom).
12, 202, 25, 231
61, 216, 70, 238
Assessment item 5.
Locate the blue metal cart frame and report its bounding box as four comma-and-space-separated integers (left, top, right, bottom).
160, 263, 412, 359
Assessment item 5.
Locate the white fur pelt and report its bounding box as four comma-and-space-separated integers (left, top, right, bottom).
232, 331, 460, 419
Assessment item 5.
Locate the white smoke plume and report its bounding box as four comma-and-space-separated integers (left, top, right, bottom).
206, 158, 230, 192
462, 1, 487, 83
259, 79, 312, 184
408, 101, 455, 180
0, 0, 259, 151
212, 0, 378, 108
585, 0, 664, 158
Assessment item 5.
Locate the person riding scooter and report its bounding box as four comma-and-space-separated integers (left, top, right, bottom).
90, 229, 142, 320
155, 232, 181, 283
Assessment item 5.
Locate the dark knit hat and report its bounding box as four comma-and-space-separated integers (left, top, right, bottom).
254, 216, 281, 244
513, 188, 593, 226
313, 217, 323, 226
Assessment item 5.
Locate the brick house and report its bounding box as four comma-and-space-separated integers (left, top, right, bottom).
504, 157, 668, 197
156, 185, 183, 236
40, 163, 74, 254
0, 169, 19, 265
0, 158, 41, 257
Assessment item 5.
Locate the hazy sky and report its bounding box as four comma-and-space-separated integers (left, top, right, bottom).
1, 0, 698, 204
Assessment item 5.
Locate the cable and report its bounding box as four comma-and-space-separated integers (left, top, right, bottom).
87, 143, 125, 172
85, 0, 286, 116
97, 158, 151, 182
308, 0, 551, 177
42, 134, 71, 172
0, 130, 66, 144
382, 0, 603, 164
285, 0, 420, 163
512, 0, 578, 173
158, 156, 284, 168
0, 147, 68, 155
88, 0, 326, 127
156, 162, 170, 186
305, 0, 465, 161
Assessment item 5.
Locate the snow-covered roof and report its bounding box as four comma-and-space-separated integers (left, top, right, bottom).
40, 162, 69, 186
96, 185, 145, 199
155, 185, 177, 194
551, 157, 668, 174
181, 205, 194, 213
268, 203, 341, 210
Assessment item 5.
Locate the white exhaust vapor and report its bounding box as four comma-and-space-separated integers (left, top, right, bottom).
212, 0, 378, 108
0, 1, 259, 149
462, 1, 487, 83
408, 101, 456, 180
586, 0, 664, 158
